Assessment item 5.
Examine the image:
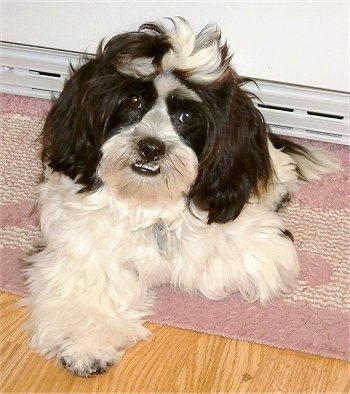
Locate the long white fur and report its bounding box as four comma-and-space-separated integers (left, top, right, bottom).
24, 149, 299, 374
161, 19, 227, 83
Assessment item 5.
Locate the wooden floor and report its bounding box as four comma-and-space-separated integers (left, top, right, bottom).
1, 292, 349, 393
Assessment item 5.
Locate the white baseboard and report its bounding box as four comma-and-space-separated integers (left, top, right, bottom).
246, 80, 349, 145
1, 42, 349, 145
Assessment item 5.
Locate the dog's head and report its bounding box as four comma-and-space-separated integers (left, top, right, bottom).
42, 17, 272, 223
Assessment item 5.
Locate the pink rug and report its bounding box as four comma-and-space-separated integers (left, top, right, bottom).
1, 93, 349, 361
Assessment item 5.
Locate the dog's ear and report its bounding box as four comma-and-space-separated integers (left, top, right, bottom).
41, 55, 108, 190
41, 30, 171, 190
189, 74, 272, 224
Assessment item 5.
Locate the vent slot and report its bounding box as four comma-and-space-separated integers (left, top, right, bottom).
31, 87, 60, 95
269, 124, 293, 131
257, 103, 294, 112
29, 69, 62, 78
307, 111, 344, 120
305, 129, 343, 138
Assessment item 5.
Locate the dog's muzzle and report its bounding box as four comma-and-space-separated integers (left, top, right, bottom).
132, 137, 165, 176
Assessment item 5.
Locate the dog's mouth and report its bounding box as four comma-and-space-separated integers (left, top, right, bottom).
131, 160, 160, 176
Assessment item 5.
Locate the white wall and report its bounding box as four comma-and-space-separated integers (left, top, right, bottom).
1, 1, 349, 92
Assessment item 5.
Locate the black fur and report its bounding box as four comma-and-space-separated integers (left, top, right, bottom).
187, 74, 272, 224
166, 94, 209, 157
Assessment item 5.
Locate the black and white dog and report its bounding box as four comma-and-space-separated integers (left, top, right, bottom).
23, 18, 337, 376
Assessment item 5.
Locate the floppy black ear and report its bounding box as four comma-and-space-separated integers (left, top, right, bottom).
189, 75, 272, 224
42, 29, 172, 191
41, 57, 105, 190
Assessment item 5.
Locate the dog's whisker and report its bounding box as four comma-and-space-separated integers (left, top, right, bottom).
165, 155, 184, 177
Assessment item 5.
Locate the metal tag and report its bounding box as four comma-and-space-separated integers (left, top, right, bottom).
153, 220, 171, 256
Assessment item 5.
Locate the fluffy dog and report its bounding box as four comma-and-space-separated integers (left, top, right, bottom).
23, 17, 337, 376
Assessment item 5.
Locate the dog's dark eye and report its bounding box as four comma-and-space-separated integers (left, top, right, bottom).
127, 94, 143, 109
178, 111, 194, 124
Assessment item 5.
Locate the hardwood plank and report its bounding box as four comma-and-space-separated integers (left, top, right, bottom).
1, 292, 349, 393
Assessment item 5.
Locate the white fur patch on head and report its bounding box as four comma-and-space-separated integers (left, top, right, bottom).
115, 56, 156, 79
128, 57, 155, 78
160, 18, 229, 83
115, 18, 230, 83
154, 73, 201, 101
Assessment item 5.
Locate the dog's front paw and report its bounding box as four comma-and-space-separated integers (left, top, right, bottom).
57, 343, 124, 377
58, 343, 125, 377
60, 356, 110, 377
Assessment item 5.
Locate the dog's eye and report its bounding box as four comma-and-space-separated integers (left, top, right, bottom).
127, 94, 143, 109
178, 111, 193, 124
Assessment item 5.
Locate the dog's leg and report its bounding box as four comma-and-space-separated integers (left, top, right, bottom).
172, 204, 299, 303
23, 244, 152, 377
21, 173, 161, 376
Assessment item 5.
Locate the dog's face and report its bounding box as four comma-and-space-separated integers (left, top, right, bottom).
97, 73, 204, 207
42, 18, 272, 223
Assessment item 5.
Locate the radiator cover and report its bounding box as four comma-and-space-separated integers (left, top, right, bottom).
1, 42, 349, 145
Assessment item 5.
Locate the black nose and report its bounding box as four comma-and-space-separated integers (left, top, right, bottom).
137, 137, 165, 162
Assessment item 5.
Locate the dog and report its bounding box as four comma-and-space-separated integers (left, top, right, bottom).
23, 17, 338, 376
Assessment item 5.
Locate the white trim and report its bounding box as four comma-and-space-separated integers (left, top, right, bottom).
1, 42, 349, 145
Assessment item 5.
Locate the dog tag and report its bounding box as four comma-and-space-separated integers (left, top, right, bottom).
153, 220, 171, 256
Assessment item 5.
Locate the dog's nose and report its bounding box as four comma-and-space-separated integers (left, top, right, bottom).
137, 137, 165, 162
